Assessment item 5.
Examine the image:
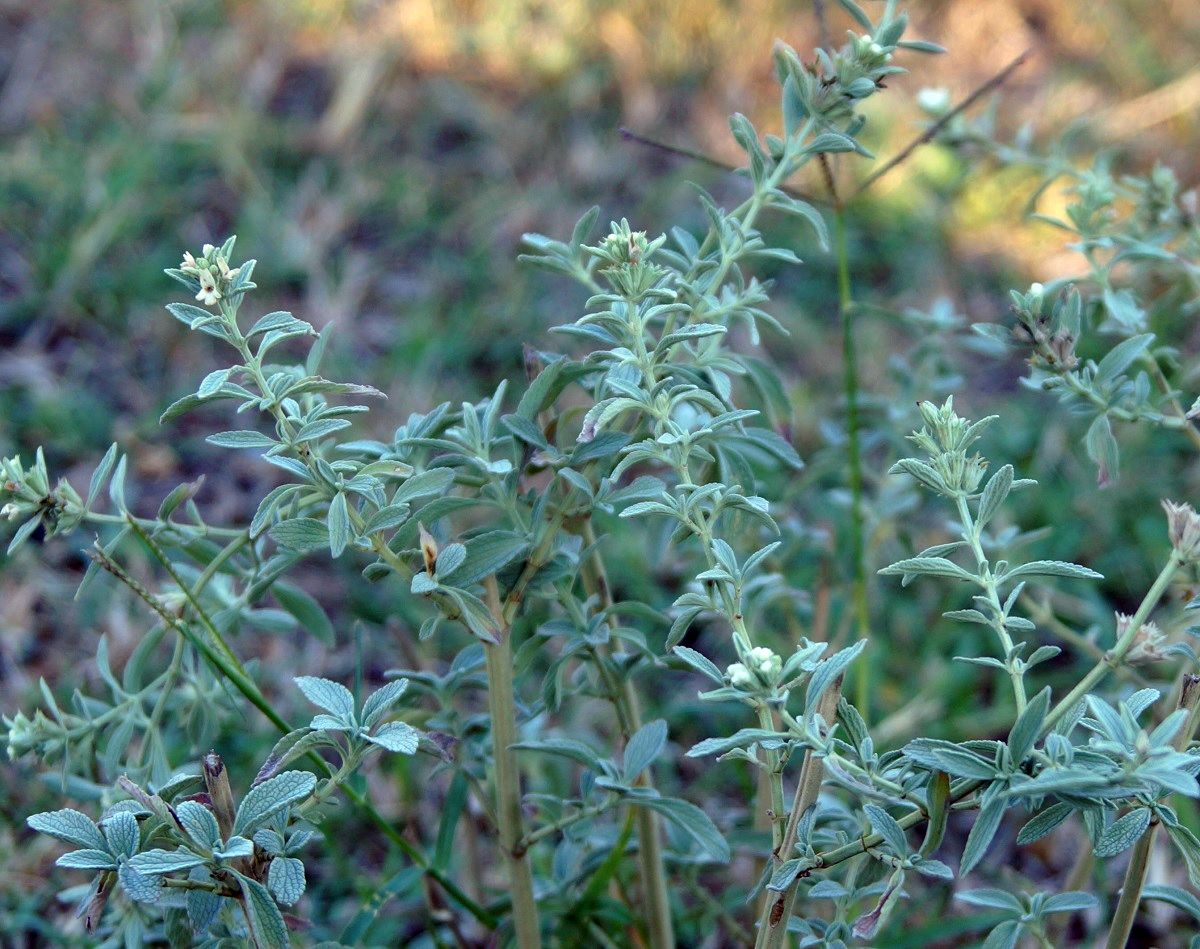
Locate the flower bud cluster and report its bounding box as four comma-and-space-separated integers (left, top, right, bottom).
1162, 500, 1200, 561
1010, 283, 1079, 370
179, 243, 242, 308
726, 646, 783, 692
904, 398, 991, 495
587, 220, 667, 299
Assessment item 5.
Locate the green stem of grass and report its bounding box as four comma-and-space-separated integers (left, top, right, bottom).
835, 207, 870, 718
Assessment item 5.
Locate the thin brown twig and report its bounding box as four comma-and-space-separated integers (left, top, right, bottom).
617, 127, 822, 205
853, 49, 1032, 196
618, 48, 1031, 207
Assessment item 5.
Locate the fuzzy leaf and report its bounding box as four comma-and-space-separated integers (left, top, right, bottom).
233, 771, 317, 837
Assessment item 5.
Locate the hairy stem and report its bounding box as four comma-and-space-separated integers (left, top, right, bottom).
484, 576, 542, 949
756, 678, 844, 949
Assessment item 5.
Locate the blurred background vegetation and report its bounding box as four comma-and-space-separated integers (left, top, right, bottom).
3, 0, 1200, 943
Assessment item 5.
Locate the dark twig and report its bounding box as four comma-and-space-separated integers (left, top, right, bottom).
618, 127, 823, 205
854, 49, 1032, 196
618, 49, 1030, 208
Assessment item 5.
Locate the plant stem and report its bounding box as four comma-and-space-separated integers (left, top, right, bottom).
755, 678, 843, 949
484, 576, 542, 949
578, 520, 674, 949
1103, 672, 1200, 949
835, 206, 870, 719
95, 535, 497, 927
1042, 551, 1182, 734
954, 495, 1027, 713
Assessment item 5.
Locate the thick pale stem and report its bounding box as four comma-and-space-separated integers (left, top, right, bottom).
484, 577, 542, 949
755, 679, 843, 949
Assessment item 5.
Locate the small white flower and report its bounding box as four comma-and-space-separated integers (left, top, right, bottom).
916, 87, 951, 115
726, 663, 754, 689
195, 270, 222, 307
748, 646, 782, 679
1, 502, 19, 521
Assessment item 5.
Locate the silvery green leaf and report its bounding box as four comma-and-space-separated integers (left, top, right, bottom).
236, 872, 291, 949
442, 587, 501, 644
102, 811, 140, 860
808, 880, 850, 900
272, 582, 335, 646
960, 796, 1006, 875
27, 809, 107, 850
767, 858, 806, 891
513, 738, 606, 771
118, 862, 163, 904
411, 572, 438, 594
1143, 884, 1200, 921
1043, 891, 1098, 913
863, 805, 908, 856
1007, 687, 1050, 764
913, 858, 954, 879
1085, 414, 1120, 486
634, 796, 730, 863
623, 720, 668, 782
805, 640, 865, 714
268, 856, 306, 906
197, 367, 232, 398
834, 0, 873, 30
249, 311, 309, 337
977, 464, 1013, 529
127, 848, 207, 875
367, 721, 420, 755
435, 542, 467, 578
687, 729, 789, 758
86, 444, 119, 509
361, 678, 409, 729
1025, 645, 1061, 668
672, 646, 724, 684
206, 430, 278, 449
270, 519, 330, 553
293, 676, 354, 720
944, 608, 989, 625
392, 469, 456, 505
233, 771, 318, 837
452, 532, 529, 587
666, 608, 704, 650
326, 492, 352, 558
214, 836, 255, 860
1094, 807, 1152, 857
1000, 561, 1102, 583
56, 849, 118, 870
878, 557, 976, 582
981, 920, 1022, 949
1016, 802, 1073, 844
187, 879, 223, 932
174, 801, 221, 851
956, 888, 1023, 912
1095, 333, 1154, 386
1165, 822, 1200, 887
